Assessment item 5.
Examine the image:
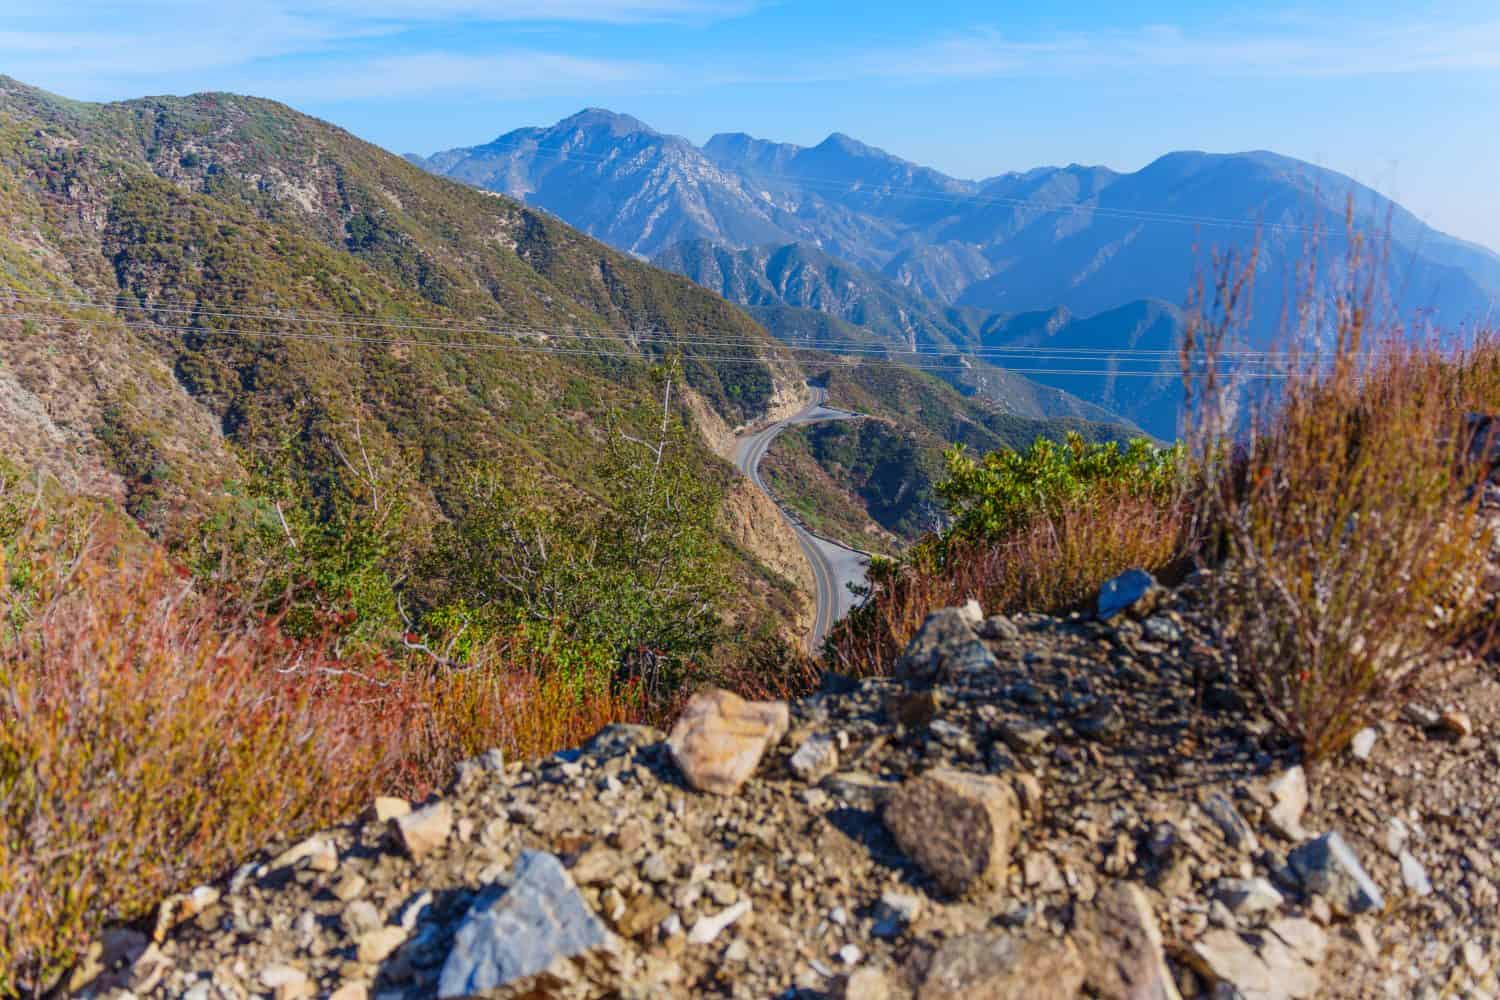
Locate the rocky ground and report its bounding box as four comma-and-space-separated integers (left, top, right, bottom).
70, 570, 1500, 999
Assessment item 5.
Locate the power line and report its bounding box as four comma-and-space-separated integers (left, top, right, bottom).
1, 291, 1298, 365
0, 307, 1297, 378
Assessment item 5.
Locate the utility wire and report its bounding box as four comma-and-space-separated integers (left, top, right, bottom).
1, 291, 1300, 365
0, 308, 1297, 378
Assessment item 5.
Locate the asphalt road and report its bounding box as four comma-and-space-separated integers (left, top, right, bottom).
733, 386, 871, 650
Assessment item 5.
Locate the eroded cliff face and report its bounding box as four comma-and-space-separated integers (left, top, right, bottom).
719, 478, 814, 640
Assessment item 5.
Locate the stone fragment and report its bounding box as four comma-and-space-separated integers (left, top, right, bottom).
977, 615, 1021, 641
1187, 931, 1274, 998
841, 967, 892, 1000
1072, 699, 1125, 742
1349, 728, 1377, 760
1289, 832, 1384, 916
885, 688, 942, 728
1008, 772, 1044, 824
884, 768, 1020, 897
1439, 710, 1473, 738
918, 930, 1084, 1000
268, 835, 338, 874
368, 796, 411, 822
452, 749, 507, 789
356, 926, 407, 965
668, 688, 789, 795
1401, 703, 1441, 728
996, 719, 1049, 753
1201, 792, 1260, 854
1268, 917, 1328, 966
390, 801, 453, 860
956, 598, 984, 627
1399, 850, 1432, 897
687, 899, 751, 945
894, 608, 997, 683
329, 983, 369, 1000
1265, 766, 1309, 841
570, 845, 626, 886
1073, 882, 1182, 1000
821, 771, 896, 810
1097, 569, 1161, 621
331, 872, 368, 903
259, 964, 311, 1000
1215, 877, 1284, 914
871, 891, 922, 938
612, 893, 671, 939
583, 723, 665, 759
1142, 614, 1182, 643
789, 734, 840, 784
437, 850, 620, 999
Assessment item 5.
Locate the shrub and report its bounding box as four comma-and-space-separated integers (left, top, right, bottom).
0, 475, 637, 996
826, 484, 1186, 678
1186, 234, 1497, 760
938, 432, 1181, 547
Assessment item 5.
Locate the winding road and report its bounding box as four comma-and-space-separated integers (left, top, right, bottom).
733, 385, 871, 649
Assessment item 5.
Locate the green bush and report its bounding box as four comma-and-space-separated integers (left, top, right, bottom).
937, 432, 1181, 548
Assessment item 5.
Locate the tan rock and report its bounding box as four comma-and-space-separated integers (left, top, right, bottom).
841, 966, 893, 1000
368, 796, 411, 823
389, 801, 453, 859
356, 926, 408, 964
883, 768, 1021, 897
268, 835, 338, 874
668, 688, 789, 795
329, 982, 370, 1000
918, 930, 1084, 999
1265, 766, 1309, 840
1073, 882, 1182, 1000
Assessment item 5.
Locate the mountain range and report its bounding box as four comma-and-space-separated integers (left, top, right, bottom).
417, 110, 1500, 437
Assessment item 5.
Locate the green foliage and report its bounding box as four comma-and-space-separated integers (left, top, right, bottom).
189, 429, 412, 646
429, 366, 730, 700
938, 433, 1181, 547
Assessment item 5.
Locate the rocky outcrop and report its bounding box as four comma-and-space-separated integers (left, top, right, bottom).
73, 568, 1500, 999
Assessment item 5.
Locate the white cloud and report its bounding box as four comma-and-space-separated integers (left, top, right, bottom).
819, 19, 1500, 83
264, 50, 664, 101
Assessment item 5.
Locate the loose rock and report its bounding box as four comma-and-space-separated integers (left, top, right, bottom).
668, 688, 789, 795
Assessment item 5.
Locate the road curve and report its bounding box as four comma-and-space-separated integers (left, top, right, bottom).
733, 385, 871, 650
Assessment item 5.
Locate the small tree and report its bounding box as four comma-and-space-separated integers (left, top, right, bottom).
431, 360, 729, 699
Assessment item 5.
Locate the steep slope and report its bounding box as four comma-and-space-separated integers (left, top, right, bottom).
0, 76, 808, 632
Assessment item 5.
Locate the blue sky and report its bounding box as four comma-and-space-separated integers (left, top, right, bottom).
4, 0, 1499, 250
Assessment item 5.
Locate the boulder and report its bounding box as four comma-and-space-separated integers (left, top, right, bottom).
1097, 569, 1162, 621
668, 688, 789, 795
437, 850, 620, 999
1073, 882, 1182, 1000
918, 930, 1084, 1000
1288, 832, 1384, 916
1265, 766, 1309, 841
390, 801, 453, 860
884, 768, 1021, 897
894, 608, 997, 683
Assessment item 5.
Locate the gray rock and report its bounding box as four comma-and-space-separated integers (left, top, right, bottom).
583, 724, 665, 759
976, 615, 1021, 641
1289, 832, 1385, 916
789, 734, 840, 783
894, 608, 997, 683
1097, 569, 1161, 621
821, 771, 897, 810
1349, 728, 1378, 760
1265, 766, 1309, 841
437, 850, 619, 999
1215, 877, 1285, 914
1399, 850, 1432, 897
1202, 792, 1261, 854
1142, 614, 1182, 644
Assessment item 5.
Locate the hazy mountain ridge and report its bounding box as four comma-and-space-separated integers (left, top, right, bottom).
420, 113, 1500, 347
